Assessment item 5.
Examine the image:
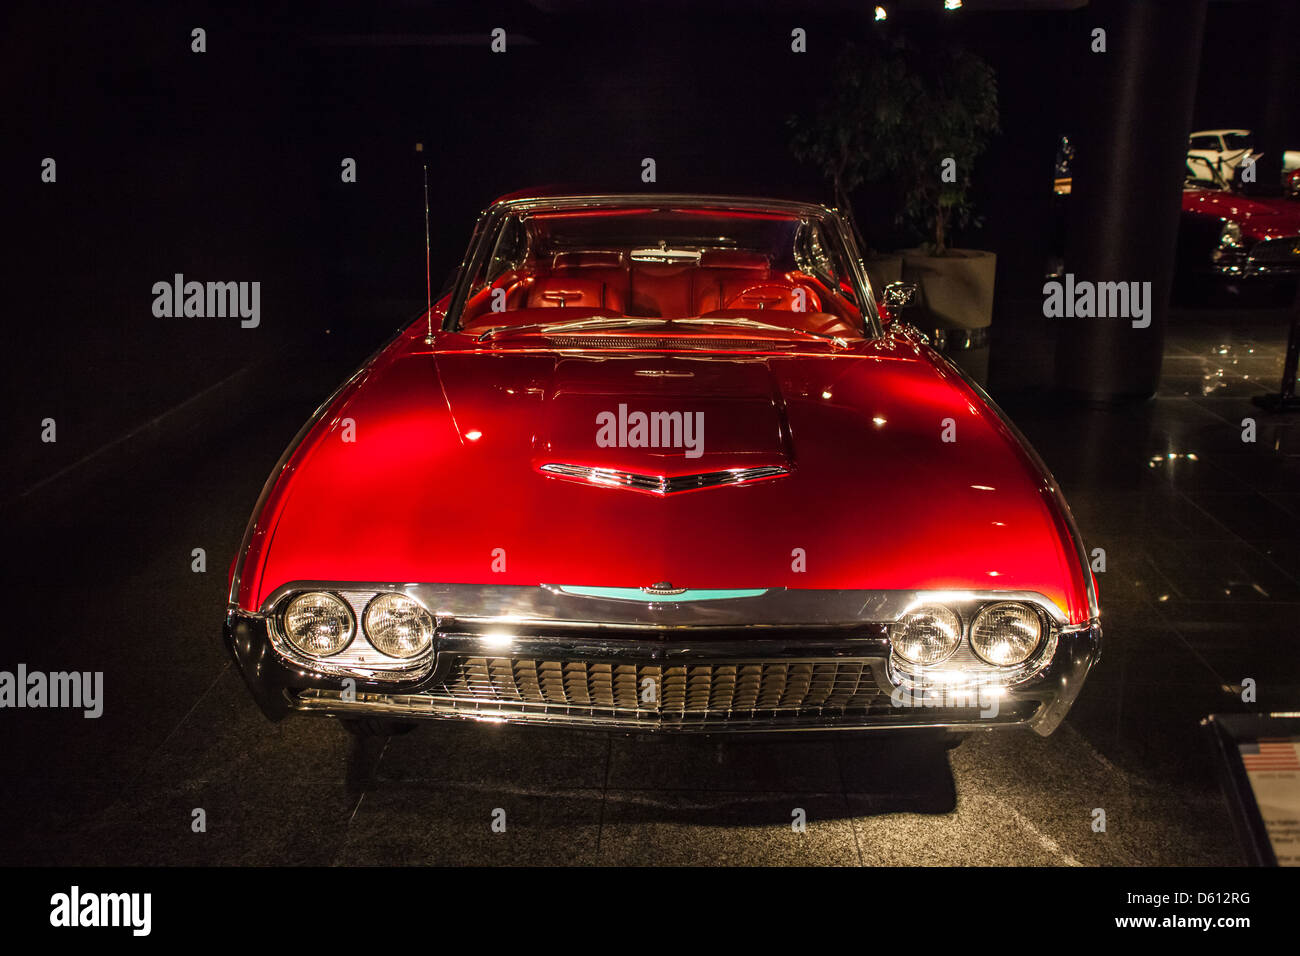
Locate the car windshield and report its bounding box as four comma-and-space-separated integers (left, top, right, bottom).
449, 202, 871, 339
1185, 155, 1228, 190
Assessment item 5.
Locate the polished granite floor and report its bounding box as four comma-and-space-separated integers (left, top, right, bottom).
2, 304, 1297, 866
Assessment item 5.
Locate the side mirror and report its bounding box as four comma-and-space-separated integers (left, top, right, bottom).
879, 282, 928, 342
881, 281, 919, 310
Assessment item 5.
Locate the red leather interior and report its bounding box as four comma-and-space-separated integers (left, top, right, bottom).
461, 250, 849, 327
526, 278, 609, 309
628, 262, 696, 317
553, 251, 624, 269
698, 250, 770, 270
528, 251, 628, 310
691, 251, 770, 313
697, 308, 858, 338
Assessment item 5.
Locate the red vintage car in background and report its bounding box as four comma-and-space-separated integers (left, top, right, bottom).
225, 193, 1101, 738
1178, 155, 1300, 283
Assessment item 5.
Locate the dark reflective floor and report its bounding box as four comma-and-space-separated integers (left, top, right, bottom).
3, 304, 1296, 865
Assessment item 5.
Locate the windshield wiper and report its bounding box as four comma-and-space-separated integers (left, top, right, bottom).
476, 316, 665, 342
674, 316, 851, 348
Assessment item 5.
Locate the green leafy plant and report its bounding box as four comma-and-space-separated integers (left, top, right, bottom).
787, 42, 903, 243
790, 39, 998, 256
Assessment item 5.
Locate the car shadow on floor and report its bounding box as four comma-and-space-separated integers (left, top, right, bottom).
346, 722, 959, 824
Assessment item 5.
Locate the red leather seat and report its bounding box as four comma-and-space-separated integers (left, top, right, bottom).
692, 250, 771, 314
722, 282, 822, 312
525, 278, 608, 309
553, 251, 624, 271
628, 262, 697, 317
543, 251, 628, 312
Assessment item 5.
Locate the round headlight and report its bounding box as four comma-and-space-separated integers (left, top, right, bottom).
364, 593, 435, 659
282, 592, 355, 658
970, 602, 1043, 666
889, 605, 962, 665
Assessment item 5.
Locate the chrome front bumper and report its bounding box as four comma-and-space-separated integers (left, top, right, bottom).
290, 626, 1099, 736
225, 584, 1102, 737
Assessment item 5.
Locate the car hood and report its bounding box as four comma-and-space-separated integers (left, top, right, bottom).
1183, 187, 1300, 241
245, 333, 1092, 624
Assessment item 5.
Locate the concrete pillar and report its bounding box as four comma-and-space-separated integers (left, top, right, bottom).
1054, 0, 1208, 400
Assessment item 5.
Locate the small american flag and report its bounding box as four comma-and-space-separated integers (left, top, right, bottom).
1240, 738, 1300, 772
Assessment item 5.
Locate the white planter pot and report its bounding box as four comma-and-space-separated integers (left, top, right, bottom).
900, 248, 996, 386
899, 248, 996, 331
862, 253, 903, 298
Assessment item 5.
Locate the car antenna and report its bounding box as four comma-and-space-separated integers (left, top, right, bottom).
422, 155, 433, 345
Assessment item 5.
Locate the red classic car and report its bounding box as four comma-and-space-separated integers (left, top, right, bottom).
1179, 155, 1300, 280
225, 193, 1101, 737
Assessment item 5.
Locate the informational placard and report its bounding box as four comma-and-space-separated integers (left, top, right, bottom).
1204, 714, 1300, 866
1238, 737, 1300, 865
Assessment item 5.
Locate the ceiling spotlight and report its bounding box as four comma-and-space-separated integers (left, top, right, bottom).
875, 5, 887, 20
944, 0, 963, 10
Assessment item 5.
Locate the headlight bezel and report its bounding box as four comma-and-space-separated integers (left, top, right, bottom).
280, 590, 357, 659
265, 587, 440, 681
887, 598, 1056, 684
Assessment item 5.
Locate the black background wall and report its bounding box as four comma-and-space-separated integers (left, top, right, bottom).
5, 0, 1295, 500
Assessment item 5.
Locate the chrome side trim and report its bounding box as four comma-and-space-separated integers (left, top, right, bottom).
538, 462, 789, 495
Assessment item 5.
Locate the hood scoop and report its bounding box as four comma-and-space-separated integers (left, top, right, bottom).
532, 355, 795, 491
538, 462, 789, 495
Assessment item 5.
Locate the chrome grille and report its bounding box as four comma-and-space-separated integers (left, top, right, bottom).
1249, 237, 1300, 267
435, 657, 882, 715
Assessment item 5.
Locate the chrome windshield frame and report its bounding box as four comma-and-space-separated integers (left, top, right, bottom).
441, 193, 884, 338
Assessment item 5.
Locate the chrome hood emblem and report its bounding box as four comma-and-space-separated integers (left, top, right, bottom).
538, 463, 789, 495
642, 581, 686, 595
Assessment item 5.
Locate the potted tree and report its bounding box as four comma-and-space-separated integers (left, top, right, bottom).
790, 40, 999, 380
788, 43, 913, 293
888, 43, 999, 381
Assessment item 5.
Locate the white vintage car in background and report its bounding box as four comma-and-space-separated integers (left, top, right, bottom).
1187, 128, 1300, 184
